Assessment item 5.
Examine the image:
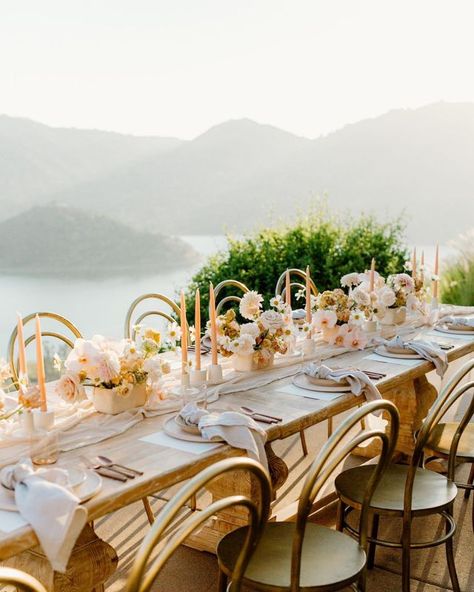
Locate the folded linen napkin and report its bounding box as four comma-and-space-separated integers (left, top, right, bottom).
380, 335, 448, 377
0, 458, 88, 572
442, 316, 474, 329
179, 404, 268, 470
304, 364, 382, 407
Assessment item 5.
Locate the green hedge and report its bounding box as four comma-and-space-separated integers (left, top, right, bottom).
184, 210, 408, 323
441, 248, 474, 306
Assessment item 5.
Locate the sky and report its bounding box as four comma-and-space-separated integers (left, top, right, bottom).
1, 0, 474, 139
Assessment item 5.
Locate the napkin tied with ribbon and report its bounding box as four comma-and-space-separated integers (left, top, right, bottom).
0, 459, 88, 572
304, 363, 382, 408
380, 335, 448, 377
442, 316, 474, 329
179, 405, 268, 470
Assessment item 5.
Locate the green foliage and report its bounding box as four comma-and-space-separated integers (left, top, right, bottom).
441, 240, 474, 305
184, 209, 408, 323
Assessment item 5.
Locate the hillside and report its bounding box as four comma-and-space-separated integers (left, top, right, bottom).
1, 103, 473, 242
0, 205, 198, 277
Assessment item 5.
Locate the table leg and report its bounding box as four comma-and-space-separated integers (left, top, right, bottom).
185, 444, 289, 553
3, 523, 118, 592
355, 375, 438, 458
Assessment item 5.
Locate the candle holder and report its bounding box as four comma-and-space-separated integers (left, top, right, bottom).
189, 368, 207, 386
19, 409, 34, 434
302, 338, 317, 357
207, 363, 223, 384
364, 319, 378, 333
32, 409, 55, 431
181, 372, 190, 388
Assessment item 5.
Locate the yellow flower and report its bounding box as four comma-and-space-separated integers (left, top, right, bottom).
144, 328, 161, 344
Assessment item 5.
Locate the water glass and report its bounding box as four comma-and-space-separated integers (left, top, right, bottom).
30, 430, 59, 465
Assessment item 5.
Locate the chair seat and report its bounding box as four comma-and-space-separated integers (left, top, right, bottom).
217, 522, 365, 591
335, 464, 457, 514
425, 422, 474, 461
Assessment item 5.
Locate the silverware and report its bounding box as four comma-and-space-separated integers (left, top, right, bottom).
96, 455, 143, 477
240, 406, 282, 422
80, 456, 128, 482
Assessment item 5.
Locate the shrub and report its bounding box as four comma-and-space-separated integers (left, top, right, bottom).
184, 208, 408, 323
441, 230, 474, 305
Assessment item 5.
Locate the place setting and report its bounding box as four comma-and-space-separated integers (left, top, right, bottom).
434, 316, 474, 336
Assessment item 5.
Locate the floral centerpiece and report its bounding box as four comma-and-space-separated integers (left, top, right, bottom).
208, 291, 294, 371
381, 273, 417, 323
56, 335, 170, 414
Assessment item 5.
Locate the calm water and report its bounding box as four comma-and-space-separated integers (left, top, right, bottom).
0, 239, 451, 356
0, 235, 227, 355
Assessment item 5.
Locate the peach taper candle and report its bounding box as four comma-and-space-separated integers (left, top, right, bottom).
305, 266, 312, 335
194, 288, 201, 371
35, 315, 47, 412
180, 290, 188, 377
16, 313, 27, 390
209, 282, 218, 365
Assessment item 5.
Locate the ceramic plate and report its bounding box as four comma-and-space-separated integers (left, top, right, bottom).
174, 414, 201, 435
435, 325, 474, 336
164, 416, 224, 443
293, 374, 352, 393
374, 346, 422, 360
0, 469, 102, 512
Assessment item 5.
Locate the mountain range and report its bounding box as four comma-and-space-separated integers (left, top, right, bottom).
1, 102, 473, 244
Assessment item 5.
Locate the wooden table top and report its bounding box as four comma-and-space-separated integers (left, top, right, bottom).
1, 323, 473, 560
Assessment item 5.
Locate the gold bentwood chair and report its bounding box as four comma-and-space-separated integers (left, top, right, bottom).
124, 292, 190, 341
275, 268, 318, 303
214, 279, 250, 315
8, 312, 82, 386
126, 457, 272, 592
423, 358, 474, 531
335, 364, 474, 592
124, 293, 195, 520
217, 400, 400, 592
0, 567, 47, 592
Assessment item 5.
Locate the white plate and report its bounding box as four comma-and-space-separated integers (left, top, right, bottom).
435, 325, 474, 336
293, 374, 352, 393
0, 470, 102, 512
374, 346, 422, 360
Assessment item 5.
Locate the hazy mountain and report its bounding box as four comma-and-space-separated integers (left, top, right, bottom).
0, 115, 183, 218
0, 205, 198, 277
1, 103, 473, 242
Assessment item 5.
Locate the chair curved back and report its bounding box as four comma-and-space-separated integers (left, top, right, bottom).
124, 293, 189, 341
126, 457, 272, 592
8, 312, 82, 387
214, 280, 250, 315
290, 400, 399, 591
0, 567, 47, 592
406, 375, 474, 514
275, 268, 318, 301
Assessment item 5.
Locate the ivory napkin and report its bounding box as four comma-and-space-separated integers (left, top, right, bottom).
380, 335, 448, 377
179, 405, 268, 470
0, 459, 88, 572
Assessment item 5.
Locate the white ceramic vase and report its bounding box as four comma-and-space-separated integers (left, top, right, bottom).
381, 307, 407, 325
232, 351, 274, 372
92, 382, 147, 415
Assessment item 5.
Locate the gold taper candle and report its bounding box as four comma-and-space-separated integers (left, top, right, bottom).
369, 258, 375, 292
180, 290, 188, 374
285, 269, 291, 308
17, 313, 27, 386
194, 288, 201, 371
209, 283, 218, 365
35, 315, 47, 412
305, 266, 312, 330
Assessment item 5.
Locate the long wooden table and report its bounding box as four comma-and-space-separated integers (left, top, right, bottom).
1, 324, 473, 591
